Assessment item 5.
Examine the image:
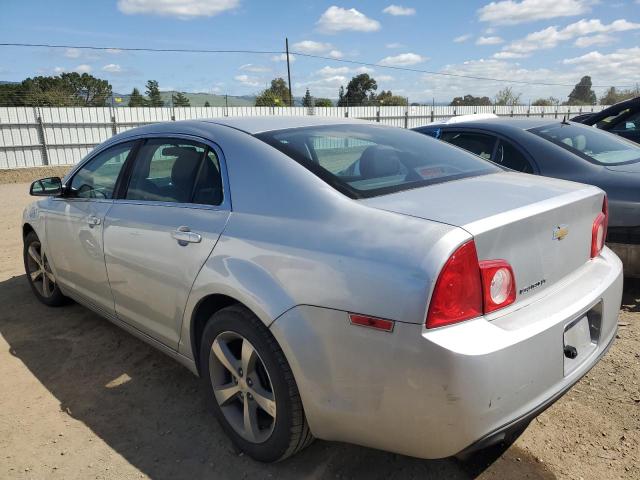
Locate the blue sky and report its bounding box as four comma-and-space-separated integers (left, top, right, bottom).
1, 0, 639, 102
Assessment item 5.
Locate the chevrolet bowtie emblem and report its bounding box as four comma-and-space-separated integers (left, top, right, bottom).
553, 224, 569, 241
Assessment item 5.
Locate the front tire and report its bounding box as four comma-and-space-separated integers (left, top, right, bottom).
23, 231, 67, 307
200, 304, 313, 462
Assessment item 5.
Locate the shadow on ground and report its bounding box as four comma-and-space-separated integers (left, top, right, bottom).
0, 274, 564, 480
621, 277, 640, 313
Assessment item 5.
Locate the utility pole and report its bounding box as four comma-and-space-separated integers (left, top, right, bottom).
285, 37, 293, 107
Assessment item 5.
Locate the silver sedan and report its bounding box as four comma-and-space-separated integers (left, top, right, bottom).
22, 117, 623, 462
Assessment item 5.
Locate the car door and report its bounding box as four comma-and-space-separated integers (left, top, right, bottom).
45, 141, 137, 316
103, 136, 230, 349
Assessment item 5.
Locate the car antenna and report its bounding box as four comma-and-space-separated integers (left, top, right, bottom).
561, 114, 570, 125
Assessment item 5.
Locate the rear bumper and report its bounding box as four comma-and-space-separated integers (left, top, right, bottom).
608, 242, 640, 278
270, 248, 623, 459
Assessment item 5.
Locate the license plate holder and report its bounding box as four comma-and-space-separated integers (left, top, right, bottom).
563, 304, 601, 376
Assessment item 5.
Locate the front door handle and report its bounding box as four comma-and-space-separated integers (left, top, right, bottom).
87, 215, 101, 227
171, 226, 202, 245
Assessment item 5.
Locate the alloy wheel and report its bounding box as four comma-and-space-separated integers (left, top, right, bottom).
209, 331, 277, 443
26, 241, 56, 298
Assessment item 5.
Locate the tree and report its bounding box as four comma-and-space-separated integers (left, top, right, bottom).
0, 83, 26, 106
128, 87, 146, 107
338, 86, 345, 106
255, 77, 292, 106
145, 80, 164, 107
303, 88, 313, 107
532, 96, 559, 106
204, 100, 211, 107
494, 87, 522, 106
172, 91, 190, 107
376, 90, 407, 106
338, 74, 378, 106
10, 73, 113, 107
59, 72, 112, 106
450, 94, 492, 107
567, 76, 596, 105
314, 98, 333, 107
599, 86, 640, 105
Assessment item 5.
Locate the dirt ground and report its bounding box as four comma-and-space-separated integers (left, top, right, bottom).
0, 177, 638, 480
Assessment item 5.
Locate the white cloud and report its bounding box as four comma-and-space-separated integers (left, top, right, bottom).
478, 0, 592, 26
453, 34, 472, 43
379, 52, 427, 66
102, 63, 122, 73
317, 6, 381, 33
476, 36, 504, 45
493, 51, 527, 59
117, 0, 239, 18
317, 66, 350, 76
291, 40, 343, 58
382, 4, 416, 16
271, 53, 296, 62
499, 18, 640, 57
562, 47, 640, 73
234, 74, 260, 87
54, 64, 93, 74
377, 75, 395, 82
386, 42, 405, 48
354, 66, 375, 74
574, 34, 616, 47
239, 63, 271, 73
64, 48, 81, 58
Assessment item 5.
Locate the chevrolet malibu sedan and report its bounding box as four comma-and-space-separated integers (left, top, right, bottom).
23, 117, 622, 462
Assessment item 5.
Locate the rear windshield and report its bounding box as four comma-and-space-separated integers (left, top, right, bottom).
255, 124, 499, 198
530, 122, 640, 166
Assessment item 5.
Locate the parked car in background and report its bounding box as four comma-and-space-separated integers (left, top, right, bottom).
23, 117, 622, 462
414, 118, 640, 277
572, 97, 640, 144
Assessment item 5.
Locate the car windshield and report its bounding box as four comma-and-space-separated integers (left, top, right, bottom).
255, 124, 500, 198
530, 122, 640, 166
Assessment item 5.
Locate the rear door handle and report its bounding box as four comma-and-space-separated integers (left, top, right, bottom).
171, 226, 202, 245
87, 215, 101, 227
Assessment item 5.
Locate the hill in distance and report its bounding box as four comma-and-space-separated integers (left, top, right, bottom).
113, 91, 256, 107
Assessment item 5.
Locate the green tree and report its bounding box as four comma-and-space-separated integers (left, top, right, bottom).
0, 83, 26, 106
376, 90, 407, 106
128, 87, 147, 107
314, 98, 333, 107
338, 74, 378, 106
172, 91, 190, 107
145, 80, 164, 107
599, 86, 639, 105
255, 77, 292, 106
450, 94, 492, 107
567, 76, 596, 105
494, 87, 522, 106
532, 96, 559, 106
15, 73, 112, 106
60, 72, 112, 106
303, 88, 313, 107
204, 100, 211, 107
338, 86, 345, 106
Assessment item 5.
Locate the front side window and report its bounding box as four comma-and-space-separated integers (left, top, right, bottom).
530, 123, 640, 165
69, 141, 134, 199
611, 111, 640, 133
126, 138, 223, 205
256, 124, 499, 198
494, 140, 534, 173
440, 132, 497, 161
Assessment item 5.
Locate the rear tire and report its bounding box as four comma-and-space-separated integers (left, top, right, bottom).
23, 231, 67, 307
200, 304, 313, 462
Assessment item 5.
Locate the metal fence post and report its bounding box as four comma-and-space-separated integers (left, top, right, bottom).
34, 107, 49, 166
404, 107, 409, 129
110, 105, 117, 136
376, 108, 380, 122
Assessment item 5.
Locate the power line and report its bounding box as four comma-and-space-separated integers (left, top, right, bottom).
0, 42, 636, 89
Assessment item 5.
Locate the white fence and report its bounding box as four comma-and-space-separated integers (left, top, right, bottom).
0, 104, 608, 169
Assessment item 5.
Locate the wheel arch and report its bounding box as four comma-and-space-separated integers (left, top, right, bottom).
22, 222, 35, 239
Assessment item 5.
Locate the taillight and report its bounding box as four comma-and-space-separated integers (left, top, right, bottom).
478, 260, 516, 314
591, 195, 608, 259
426, 241, 516, 328
426, 241, 483, 329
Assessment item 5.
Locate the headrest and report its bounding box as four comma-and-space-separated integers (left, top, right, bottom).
359, 145, 402, 179
162, 146, 197, 157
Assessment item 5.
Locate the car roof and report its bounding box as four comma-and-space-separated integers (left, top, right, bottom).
416, 117, 571, 132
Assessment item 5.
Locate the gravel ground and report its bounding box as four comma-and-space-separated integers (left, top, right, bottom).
0, 179, 638, 480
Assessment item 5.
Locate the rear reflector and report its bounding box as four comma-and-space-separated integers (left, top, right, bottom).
426, 241, 483, 329
591, 195, 608, 259
349, 314, 394, 332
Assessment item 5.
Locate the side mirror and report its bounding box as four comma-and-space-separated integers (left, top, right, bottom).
30, 177, 63, 197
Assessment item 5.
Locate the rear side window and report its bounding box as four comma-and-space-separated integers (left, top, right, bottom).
440, 132, 497, 160
611, 111, 640, 133
256, 124, 499, 198
126, 139, 223, 205
530, 123, 640, 165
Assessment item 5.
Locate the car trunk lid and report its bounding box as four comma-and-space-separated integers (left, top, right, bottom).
361, 172, 605, 306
